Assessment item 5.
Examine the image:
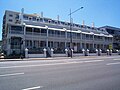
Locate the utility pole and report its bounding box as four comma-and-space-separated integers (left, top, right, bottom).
68, 7, 83, 58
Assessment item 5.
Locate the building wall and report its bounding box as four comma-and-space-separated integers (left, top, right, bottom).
2, 10, 113, 56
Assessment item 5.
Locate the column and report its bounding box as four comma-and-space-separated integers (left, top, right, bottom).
46, 26, 48, 47
64, 28, 67, 48
32, 27, 34, 48
93, 34, 94, 49
80, 33, 82, 49
22, 24, 26, 50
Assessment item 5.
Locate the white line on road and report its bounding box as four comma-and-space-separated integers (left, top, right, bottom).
0, 72, 24, 77
113, 59, 120, 60
84, 60, 104, 63
0, 60, 104, 69
22, 86, 42, 90
106, 62, 120, 65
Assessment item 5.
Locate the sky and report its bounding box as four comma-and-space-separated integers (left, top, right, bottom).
0, 0, 120, 40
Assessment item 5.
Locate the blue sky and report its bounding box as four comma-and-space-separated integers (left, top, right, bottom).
0, 0, 120, 40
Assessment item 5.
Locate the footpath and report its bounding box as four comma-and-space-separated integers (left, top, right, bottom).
0, 55, 118, 62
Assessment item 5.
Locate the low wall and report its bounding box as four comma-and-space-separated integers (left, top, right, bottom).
111, 53, 119, 56
73, 53, 83, 57
53, 53, 67, 57
28, 54, 45, 58
89, 53, 97, 56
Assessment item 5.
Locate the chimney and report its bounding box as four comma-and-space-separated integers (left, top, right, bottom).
21, 8, 24, 14
92, 22, 95, 27
82, 20, 85, 26
20, 8, 24, 24
41, 12, 43, 17
57, 15, 59, 21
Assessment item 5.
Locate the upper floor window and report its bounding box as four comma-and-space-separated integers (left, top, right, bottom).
29, 17, 32, 21
40, 18, 43, 22
51, 20, 55, 24
9, 14, 13, 17
60, 22, 65, 25
44, 18, 48, 23
16, 14, 19, 19
26, 27, 32, 32
61, 31, 65, 36
41, 29, 47, 33
32, 17, 36, 21
9, 19, 13, 22
23, 15, 28, 20
36, 18, 39, 21
48, 30, 54, 34
11, 26, 22, 31
75, 24, 80, 27
34, 28, 40, 33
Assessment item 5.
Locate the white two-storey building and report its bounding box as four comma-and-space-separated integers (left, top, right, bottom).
2, 10, 113, 56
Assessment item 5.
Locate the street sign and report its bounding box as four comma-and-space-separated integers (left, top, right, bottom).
109, 44, 112, 50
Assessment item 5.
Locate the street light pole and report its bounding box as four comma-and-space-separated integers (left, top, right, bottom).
69, 7, 83, 58
69, 9, 73, 58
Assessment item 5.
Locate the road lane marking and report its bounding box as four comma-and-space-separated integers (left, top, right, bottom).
0, 72, 24, 77
22, 86, 42, 90
113, 59, 120, 60
106, 62, 120, 65
0, 60, 104, 69
84, 60, 104, 63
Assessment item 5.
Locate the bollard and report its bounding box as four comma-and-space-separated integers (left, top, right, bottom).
25, 48, 28, 58
116, 50, 119, 55
98, 49, 102, 56
82, 49, 85, 56
96, 49, 98, 56
100, 49, 102, 56
86, 49, 89, 56
107, 49, 109, 55
71, 49, 73, 57
65, 49, 68, 57
51, 48, 54, 57
43, 48, 47, 57
109, 50, 112, 56
119, 50, 120, 55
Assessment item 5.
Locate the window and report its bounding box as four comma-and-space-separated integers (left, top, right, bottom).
55, 31, 60, 36
44, 18, 48, 23
11, 26, 22, 31
32, 17, 36, 21
72, 32, 77, 38
23, 15, 28, 20
49, 30, 54, 34
41, 29, 47, 33
51, 20, 55, 24
40, 18, 43, 22
60, 22, 65, 25
37, 18, 39, 21
16, 14, 19, 19
67, 32, 70, 38
26, 27, 32, 32
29, 17, 32, 20
40, 41, 46, 47
61, 31, 65, 35
82, 34, 86, 39
9, 19, 13, 22
9, 14, 13, 17
77, 33, 81, 39
34, 28, 40, 33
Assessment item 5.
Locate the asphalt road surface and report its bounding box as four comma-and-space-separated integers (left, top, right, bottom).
0, 56, 120, 90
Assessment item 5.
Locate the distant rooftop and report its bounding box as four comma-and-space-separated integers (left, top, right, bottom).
100, 26, 120, 31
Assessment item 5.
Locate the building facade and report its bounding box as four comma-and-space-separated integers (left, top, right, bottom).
100, 26, 120, 50
2, 10, 113, 56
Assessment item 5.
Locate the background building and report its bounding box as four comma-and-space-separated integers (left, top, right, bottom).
100, 26, 120, 50
2, 10, 113, 56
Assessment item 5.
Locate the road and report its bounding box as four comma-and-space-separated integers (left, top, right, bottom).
0, 56, 120, 90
